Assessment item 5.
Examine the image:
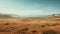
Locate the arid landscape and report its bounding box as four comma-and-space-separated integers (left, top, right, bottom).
0, 0, 60, 34
0, 14, 60, 34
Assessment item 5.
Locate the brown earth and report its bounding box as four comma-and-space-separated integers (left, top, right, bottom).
0, 16, 60, 34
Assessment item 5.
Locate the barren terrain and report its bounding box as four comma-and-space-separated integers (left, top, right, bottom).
0, 14, 60, 34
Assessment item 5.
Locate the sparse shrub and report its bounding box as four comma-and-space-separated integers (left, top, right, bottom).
31, 30, 37, 33
40, 25, 45, 27
14, 31, 26, 34
0, 30, 9, 32
21, 27, 28, 31
4, 23, 10, 25
42, 30, 57, 34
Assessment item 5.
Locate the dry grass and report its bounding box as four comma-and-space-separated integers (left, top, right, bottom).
0, 16, 60, 34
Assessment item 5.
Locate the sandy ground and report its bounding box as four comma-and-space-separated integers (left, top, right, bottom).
0, 17, 60, 34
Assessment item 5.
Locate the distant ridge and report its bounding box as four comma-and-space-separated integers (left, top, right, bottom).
48, 14, 60, 18
0, 13, 60, 18
0, 13, 20, 18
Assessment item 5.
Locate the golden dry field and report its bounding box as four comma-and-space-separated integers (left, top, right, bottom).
0, 15, 60, 34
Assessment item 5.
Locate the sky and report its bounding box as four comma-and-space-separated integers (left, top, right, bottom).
0, 0, 60, 17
